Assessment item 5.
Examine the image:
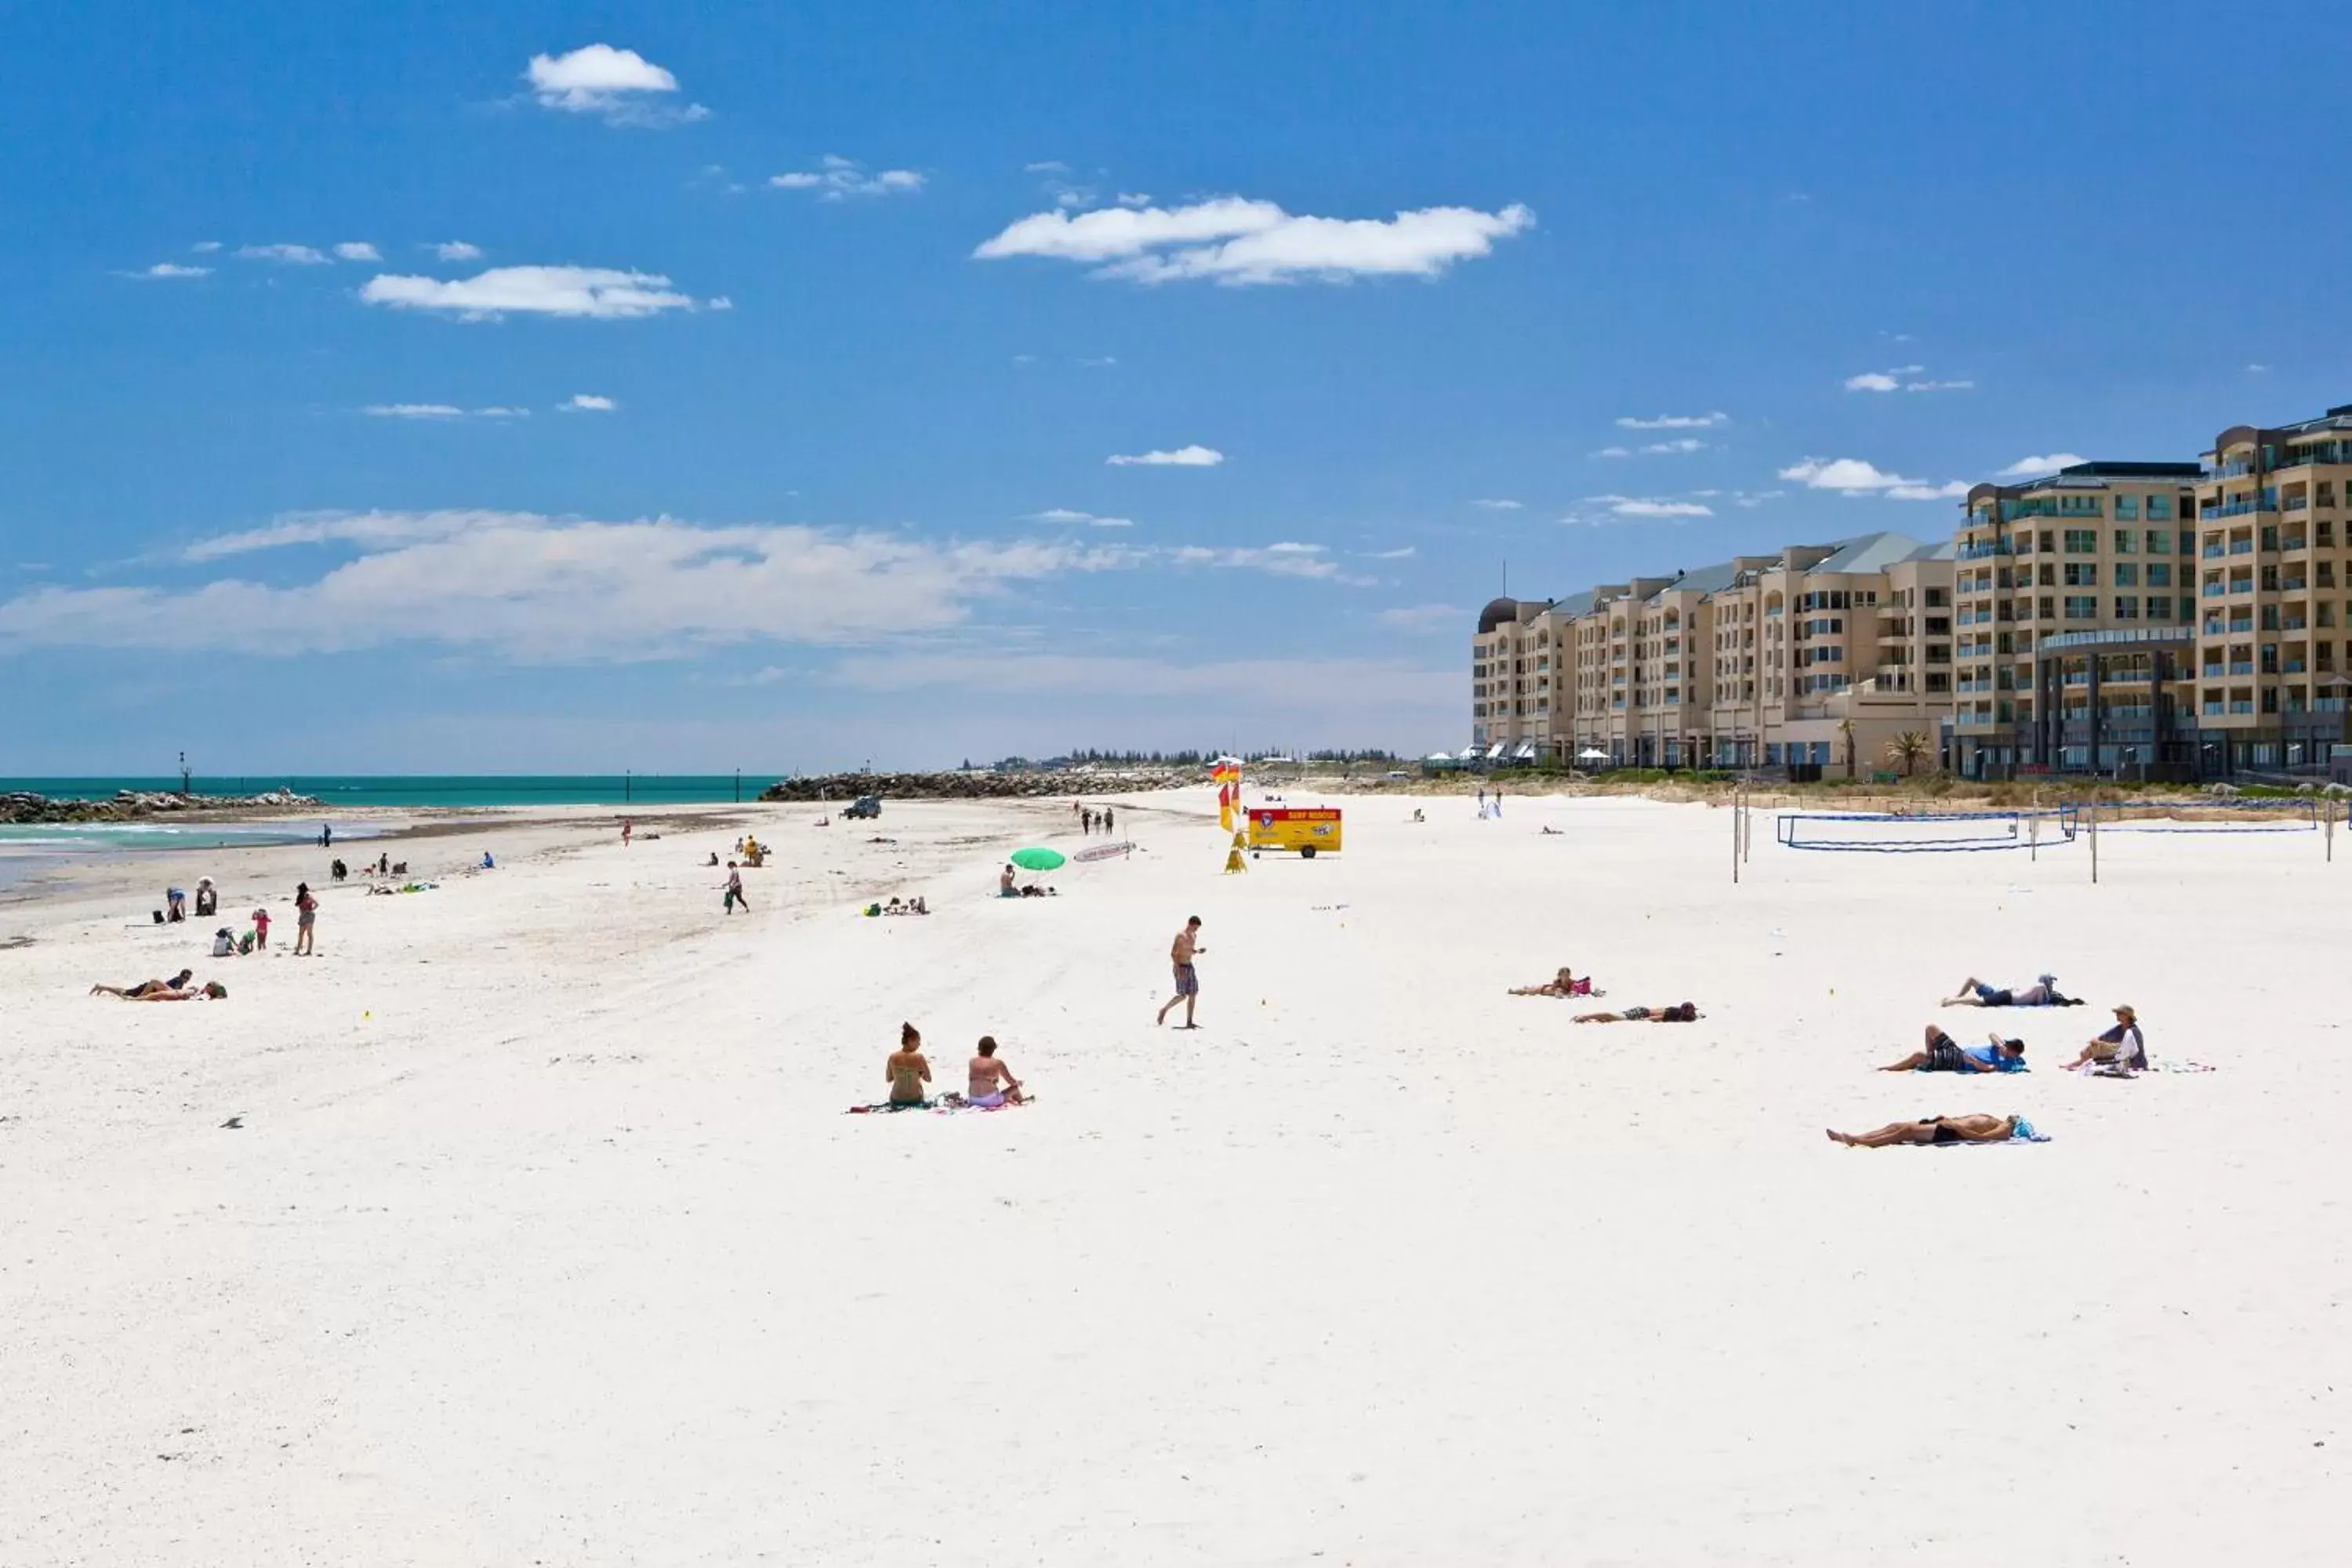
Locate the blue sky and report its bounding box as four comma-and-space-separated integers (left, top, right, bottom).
3, 1, 2346, 772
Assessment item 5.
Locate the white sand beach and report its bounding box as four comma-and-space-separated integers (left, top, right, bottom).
5, 788, 2347, 1565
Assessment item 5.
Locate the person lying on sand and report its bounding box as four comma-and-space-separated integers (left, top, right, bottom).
1573, 1003, 1699, 1023
1879, 1026, 2026, 1073
966, 1036, 1024, 1107
1510, 967, 1590, 998
887, 1023, 933, 1108
91, 969, 193, 998
2058, 1004, 2147, 1073
1828, 1113, 2020, 1148
1941, 972, 2076, 1007
93, 979, 226, 1001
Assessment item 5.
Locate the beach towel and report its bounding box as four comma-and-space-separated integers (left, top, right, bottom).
2009, 1119, 2051, 1142
845, 1094, 1032, 1116
1913, 1057, 2028, 1073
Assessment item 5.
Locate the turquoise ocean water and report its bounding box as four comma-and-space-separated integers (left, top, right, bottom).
1, 777, 773, 882
2, 775, 777, 808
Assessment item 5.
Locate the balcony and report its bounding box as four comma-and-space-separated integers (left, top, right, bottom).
2202, 545, 2227, 558
1958, 540, 2013, 561
2209, 499, 2279, 520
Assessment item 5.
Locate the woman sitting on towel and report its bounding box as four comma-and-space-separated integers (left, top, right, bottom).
966, 1036, 1024, 1107
887, 1023, 933, 1108
1828, 1113, 2020, 1148
1573, 1002, 1699, 1023
1879, 1026, 2026, 1073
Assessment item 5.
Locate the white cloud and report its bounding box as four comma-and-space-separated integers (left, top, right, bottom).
1731, 489, 1783, 508
475, 407, 530, 418
1115, 192, 1151, 208
191, 241, 223, 253
974, 196, 1534, 286
0, 510, 1394, 662
2245, 363, 2270, 374
1846, 364, 1968, 394
561, 394, 618, 412
706, 296, 733, 311
771, 157, 925, 199
527, 44, 707, 125
1779, 457, 1968, 501
1997, 453, 2085, 478
1591, 445, 1634, 459
1641, 438, 1706, 455
1363, 546, 1417, 559
238, 244, 328, 265
358, 265, 702, 321
363, 404, 468, 419
1566, 495, 1715, 523
1106, 445, 1223, 467
1022, 161, 1070, 174
1377, 603, 1459, 631
1168, 544, 1372, 585
5, 511, 1145, 659
333, 241, 381, 262
433, 241, 484, 261
1615, 412, 1728, 430
129, 262, 211, 279
1076, 355, 1116, 368
1022, 509, 1132, 528
1469, 499, 1523, 510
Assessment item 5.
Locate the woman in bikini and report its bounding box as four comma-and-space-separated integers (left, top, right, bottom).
1573, 1002, 1700, 1023
1826, 1113, 2019, 1148
1509, 967, 1584, 998
966, 1036, 1024, 1107
886, 1023, 933, 1108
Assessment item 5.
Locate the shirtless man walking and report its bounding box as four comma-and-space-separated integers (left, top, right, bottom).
1156, 915, 1207, 1028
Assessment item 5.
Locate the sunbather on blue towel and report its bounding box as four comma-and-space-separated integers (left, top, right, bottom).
1879, 1025, 2028, 1074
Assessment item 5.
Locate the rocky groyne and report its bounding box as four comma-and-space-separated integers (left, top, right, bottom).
2, 789, 322, 825
759, 770, 1189, 804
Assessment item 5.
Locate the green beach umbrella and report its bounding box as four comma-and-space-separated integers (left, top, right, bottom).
1009, 847, 1065, 872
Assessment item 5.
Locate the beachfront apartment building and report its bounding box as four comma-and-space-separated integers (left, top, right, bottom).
1949, 461, 2206, 778
1470, 533, 1955, 771
1471, 397, 2352, 779
2188, 405, 2352, 771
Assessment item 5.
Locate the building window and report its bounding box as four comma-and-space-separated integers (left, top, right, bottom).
2114, 563, 2138, 587
2147, 563, 2170, 588
2114, 596, 2139, 619
2147, 596, 2171, 621
2063, 563, 2099, 587
2143, 529, 2169, 554
2114, 497, 2140, 522
2181, 596, 2197, 620
2064, 596, 2097, 620
2148, 495, 2172, 521
2063, 529, 2098, 554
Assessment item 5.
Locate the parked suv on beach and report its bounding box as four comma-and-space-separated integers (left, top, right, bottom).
844, 795, 882, 819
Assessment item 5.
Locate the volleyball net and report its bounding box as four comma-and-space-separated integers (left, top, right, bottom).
2082, 797, 2324, 833
1776, 807, 2080, 852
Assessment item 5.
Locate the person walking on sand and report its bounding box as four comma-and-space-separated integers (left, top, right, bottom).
887, 1023, 933, 1108
251, 905, 270, 950
967, 1036, 1025, 1106
622, 818, 633, 848
1103, 806, 1115, 836
723, 862, 748, 914
1156, 916, 1207, 1028
292, 882, 318, 956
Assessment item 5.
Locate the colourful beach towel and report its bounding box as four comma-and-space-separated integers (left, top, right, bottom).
845, 1094, 1033, 1116
2009, 1119, 2051, 1142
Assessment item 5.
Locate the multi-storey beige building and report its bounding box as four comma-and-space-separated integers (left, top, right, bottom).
1470, 398, 2352, 779
1951, 460, 2205, 776
2190, 405, 2352, 771
1472, 532, 1955, 772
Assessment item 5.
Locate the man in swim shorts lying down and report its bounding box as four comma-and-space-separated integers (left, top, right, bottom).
1828, 1113, 2020, 1147
1573, 1003, 1699, 1023
1879, 1026, 2025, 1073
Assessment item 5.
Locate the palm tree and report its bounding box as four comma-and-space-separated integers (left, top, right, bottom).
1885, 730, 1932, 778
1838, 717, 1857, 780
